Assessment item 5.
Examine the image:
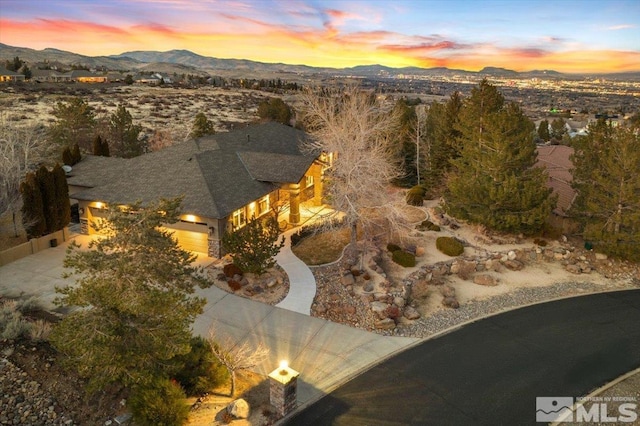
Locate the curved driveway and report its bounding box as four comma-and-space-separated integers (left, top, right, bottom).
286, 290, 640, 426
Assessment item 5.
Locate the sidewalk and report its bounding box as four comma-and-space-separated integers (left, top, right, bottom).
274, 229, 317, 315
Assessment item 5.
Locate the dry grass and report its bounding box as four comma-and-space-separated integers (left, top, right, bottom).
291, 227, 351, 265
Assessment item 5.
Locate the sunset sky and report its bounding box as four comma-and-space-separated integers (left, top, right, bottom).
1, 0, 639, 73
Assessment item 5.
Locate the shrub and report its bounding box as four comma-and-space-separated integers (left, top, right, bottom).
129, 377, 190, 426
29, 319, 51, 342
228, 280, 242, 292
533, 238, 548, 247
392, 250, 416, 267
386, 243, 401, 253
0, 299, 36, 341
406, 185, 426, 206
436, 237, 464, 256
223, 263, 243, 278
171, 336, 229, 396
416, 220, 440, 232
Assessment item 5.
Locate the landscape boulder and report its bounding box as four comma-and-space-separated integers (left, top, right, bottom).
374, 318, 396, 330
370, 301, 389, 319
227, 398, 250, 419
403, 306, 421, 320
473, 274, 498, 286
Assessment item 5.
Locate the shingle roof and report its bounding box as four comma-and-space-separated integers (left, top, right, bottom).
535, 145, 576, 216
68, 122, 315, 219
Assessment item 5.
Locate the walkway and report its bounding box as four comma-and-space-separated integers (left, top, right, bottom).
275, 228, 317, 315
286, 289, 640, 425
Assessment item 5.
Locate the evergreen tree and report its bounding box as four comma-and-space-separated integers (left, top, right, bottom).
62, 147, 74, 166
424, 92, 462, 189
92, 135, 110, 156
570, 123, 640, 261
20, 173, 46, 238
222, 216, 285, 275
71, 143, 81, 164
537, 119, 550, 141
550, 117, 567, 141
52, 164, 71, 230
392, 98, 418, 187
189, 112, 215, 139
50, 198, 208, 392
445, 80, 556, 235
49, 97, 96, 152
257, 98, 292, 125
108, 104, 143, 158
36, 165, 59, 234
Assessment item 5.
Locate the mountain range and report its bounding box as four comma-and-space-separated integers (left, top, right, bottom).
2, 43, 639, 80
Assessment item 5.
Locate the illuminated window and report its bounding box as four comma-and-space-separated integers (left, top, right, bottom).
305, 175, 314, 188
232, 208, 246, 229
258, 196, 269, 216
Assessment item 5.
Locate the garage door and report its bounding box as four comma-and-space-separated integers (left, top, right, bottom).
164, 227, 208, 255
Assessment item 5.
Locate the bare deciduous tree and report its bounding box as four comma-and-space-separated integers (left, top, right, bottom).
207, 330, 269, 397
0, 119, 48, 237
300, 84, 410, 246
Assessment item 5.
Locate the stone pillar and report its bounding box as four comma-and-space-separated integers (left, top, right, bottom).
288, 183, 301, 225
312, 164, 323, 207
269, 362, 299, 418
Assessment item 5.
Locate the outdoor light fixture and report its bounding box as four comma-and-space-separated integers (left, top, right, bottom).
185, 214, 196, 223
269, 360, 299, 417
95, 202, 104, 209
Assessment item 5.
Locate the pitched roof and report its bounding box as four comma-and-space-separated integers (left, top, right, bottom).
69, 122, 315, 219
535, 145, 576, 216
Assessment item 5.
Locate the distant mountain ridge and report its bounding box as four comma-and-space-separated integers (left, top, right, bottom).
2, 43, 639, 80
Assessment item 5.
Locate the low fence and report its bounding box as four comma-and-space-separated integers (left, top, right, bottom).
0, 227, 70, 267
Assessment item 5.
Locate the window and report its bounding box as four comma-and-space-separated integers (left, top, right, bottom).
305, 175, 314, 188
258, 195, 269, 216
232, 208, 246, 229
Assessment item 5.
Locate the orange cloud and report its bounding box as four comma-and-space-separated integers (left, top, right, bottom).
1, 12, 638, 74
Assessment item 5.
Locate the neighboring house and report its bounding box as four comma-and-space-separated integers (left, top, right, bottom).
535, 145, 578, 233
58, 70, 108, 83
66, 122, 325, 257
31, 69, 65, 82
134, 74, 162, 85
0, 66, 25, 82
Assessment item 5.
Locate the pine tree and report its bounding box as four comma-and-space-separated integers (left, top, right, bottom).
392, 98, 418, 187
570, 122, 640, 261
50, 198, 208, 392
36, 165, 59, 234
52, 164, 71, 230
537, 119, 550, 141
222, 216, 285, 275
424, 92, 462, 189
189, 112, 215, 139
108, 104, 143, 158
71, 143, 81, 164
20, 173, 46, 238
62, 147, 74, 166
49, 97, 96, 152
445, 80, 556, 235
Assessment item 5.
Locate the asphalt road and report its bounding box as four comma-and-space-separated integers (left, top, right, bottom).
285, 290, 640, 426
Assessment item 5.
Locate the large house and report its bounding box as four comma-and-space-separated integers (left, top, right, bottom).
66, 122, 326, 257
0, 66, 25, 82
